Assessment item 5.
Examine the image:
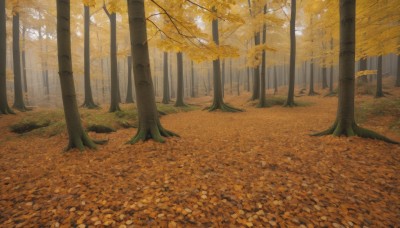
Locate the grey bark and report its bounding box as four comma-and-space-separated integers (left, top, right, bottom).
284, 0, 296, 107
174, 52, 186, 107
12, 13, 27, 111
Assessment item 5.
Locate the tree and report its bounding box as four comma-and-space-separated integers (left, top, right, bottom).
125, 55, 134, 103
174, 52, 186, 107
12, 11, 28, 111
257, 5, 267, 108
206, 7, 242, 112
56, 0, 99, 150
162, 52, 170, 104
0, 0, 13, 114
312, 0, 398, 144
375, 55, 384, 98
103, 2, 121, 112
397, 53, 400, 87
284, 0, 296, 107
127, 0, 177, 143
81, 4, 99, 109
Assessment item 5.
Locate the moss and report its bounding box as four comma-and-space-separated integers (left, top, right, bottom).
86, 124, 116, 133
10, 120, 51, 134
157, 103, 198, 114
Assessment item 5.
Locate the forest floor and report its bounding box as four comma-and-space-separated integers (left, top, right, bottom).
1, 84, 400, 227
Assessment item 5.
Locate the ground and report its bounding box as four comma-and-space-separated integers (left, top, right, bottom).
0, 87, 399, 227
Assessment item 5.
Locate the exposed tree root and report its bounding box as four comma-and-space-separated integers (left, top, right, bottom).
283, 101, 297, 107
0, 106, 15, 115
81, 101, 100, 109
128, 120, 179, 144
205, 102, 243, 112
64, 132, 98, 152
312, 121, 399, 144
158, 110, 167, 116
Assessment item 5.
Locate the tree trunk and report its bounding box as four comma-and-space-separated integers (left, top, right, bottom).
56, 0, 97, 150
375, 55, 384, 98
127, 0, 177, 143
12, 13, 27, 111
126, 55, 134, 103
284, 0, 296, 107
191, 60, 195, 97
251, 32, 261, 100
359, 57, 368, 83
313, 0, 397, 144
274, 65, 278, 94
104, 7, 121, 112
207, 7, 242, 112
230, 58, 233, 94
22, 26, 27, 95
257, 5, 268, 108
308, 58, 317, 95
322, 61, 328, 89
174, 52, 186, 107
222, 59, 225, 97
396, 54, 400, 87
162, 52, 170, 104
0, 0, 13, 114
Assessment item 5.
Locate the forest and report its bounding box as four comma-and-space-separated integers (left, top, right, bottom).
0, 0, 400, 226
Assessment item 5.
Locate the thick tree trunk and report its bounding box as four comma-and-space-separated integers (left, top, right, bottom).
174, 52, 186, 107
313, 0, 397, 144
251, 32, 261, 100
56, 0, 97, 150
82, 6, 98, 109
0, 0, 13, 114
162, 52, 170, 104
257, 5, 268, 108
375, 55, 384, 98
284, 0, 296, 107
104, 8, 121, 112
127, 0, 177, 143
126, 55, 134, 103
207, 7, 242, 112
12, 13, 27, 111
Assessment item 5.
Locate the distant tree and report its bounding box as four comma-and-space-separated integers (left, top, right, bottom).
103, 3, 121, 112
0, 0, 13, 114
174, 52, 186, 107
206, 7, 242, 112
12, 12, 28, 111
313, 0, 398, 144
162, 52, 170, 104
125, 56, 134, 103
375, 55, 384, 98
397, 53, 400, 87
284, 0, 296, 107
127, 0, 177, 143
257, 5, 268, 108
81, 4, 98, 109
56, 0, 99, 150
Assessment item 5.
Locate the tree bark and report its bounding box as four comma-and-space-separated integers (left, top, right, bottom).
162, 52, 170, 104
104, 6, 121, 112
22, 26, 27, 95
274, 65, 278, 94
322, 61, 328, 89
126, 55, 134, 103
257, 5, 268, 108
174, 52, 186, 107
284, 0, 296, 107
396, 54, 400, 87
127, 0, 177, 143
206, 7, 242, 112
12, 13, 27, 111
0, 0, 13, 114
251, 32, 261, 100
191, 60, 195, 97
313, 0, 398, 144
56, 0, 97, 150
375, 55, 384, 98
82, 5, 98, 109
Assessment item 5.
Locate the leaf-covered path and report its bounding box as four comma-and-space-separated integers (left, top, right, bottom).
1, 94, 399, 227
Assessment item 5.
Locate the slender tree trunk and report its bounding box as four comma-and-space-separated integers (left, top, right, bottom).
175, 52, 186, 107
82, 6, 98, 109
359, 57, 368, 83
246, 66, 250, 92
274, 65, 278, 94
322, 60, 328, 89
230, 58, 233, 94
191, 60, 195, 97
103, 6, 121, 112
22, 26, 27, 95
257, 5, 267, 108
12, 13, 27, 111
308, 57, 316, 95
284, 0, 296, 107
127, 0, 177, 143
251, 32, 261, 100
56, 0, 97, 150
0, 0, 13, 114
375, 55, 384, 98
162, 52, 170, 104
396, 54, 400, 87
222, 59, 225, 97
126, 55, 134, 103
207, 7, 242, 112
313, 0, 397, 144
